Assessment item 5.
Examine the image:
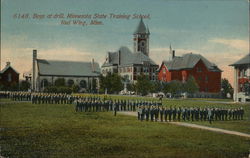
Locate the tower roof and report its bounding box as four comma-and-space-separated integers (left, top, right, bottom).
133, 18, 148, 34
229, 53, 250, 67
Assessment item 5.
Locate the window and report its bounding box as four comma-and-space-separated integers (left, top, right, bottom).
205, 76, 208, 82
198, 76, 202, 81
68, 79, 74, 87
205, 87, 208, 92
163, 68, 166, 74
41, 79, 48, 88
7, 73, 12, 82
182, 75, 185, 82
197, 67, 202, 72
134, 67, 137, 72
80, 80, 87, 88
141, 41, 145, 46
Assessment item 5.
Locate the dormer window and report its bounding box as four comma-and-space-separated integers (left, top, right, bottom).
197, 67, 202, 72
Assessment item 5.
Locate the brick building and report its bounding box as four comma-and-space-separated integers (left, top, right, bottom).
158, 49, 222, 93
101, 18, 158, 83
0, 62, 19, 88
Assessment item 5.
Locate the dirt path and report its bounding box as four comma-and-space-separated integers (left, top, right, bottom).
119, 111, 250, 138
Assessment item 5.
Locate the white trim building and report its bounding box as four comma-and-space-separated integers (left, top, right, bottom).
229, 54, 250, 102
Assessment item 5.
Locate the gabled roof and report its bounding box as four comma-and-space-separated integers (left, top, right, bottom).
163, 53, 222, 72
133, 18, 149, 34
0, 65, 19, 74
102, 46, 157, 67
229, 54, 250, 66
37, 59, 100, 77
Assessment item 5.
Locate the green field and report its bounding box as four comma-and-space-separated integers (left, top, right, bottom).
1, 99, 250, 158
73, 94, 250, 133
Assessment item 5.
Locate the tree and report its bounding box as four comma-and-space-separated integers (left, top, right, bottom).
135, 74, 152, 96
54, 78, 65, 87
168, 80, 183, 97
183, 76, 199, 94
19, 80, 31, 91
150, 81, 163, 93
221, 78, 234, 98
99, 73, 123, 94
91, 78, 98, 93
72, 84, 80, 93
110, 73, 123, 94
126, 82, 135, 92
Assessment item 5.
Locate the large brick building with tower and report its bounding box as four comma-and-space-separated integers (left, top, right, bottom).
158, 47, 222, 94
101, 18, 158, 82
229, 54, 250, 102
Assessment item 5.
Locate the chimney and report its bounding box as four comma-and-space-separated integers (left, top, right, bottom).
32, 50, 37, 91
91, 58, 95, 72
107, 52, 110, 63
118, 50, 121, 65
6, 61, 11, 66
172, 50, 175, 59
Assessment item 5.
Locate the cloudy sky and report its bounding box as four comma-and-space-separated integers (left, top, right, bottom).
1, 0, 249, 85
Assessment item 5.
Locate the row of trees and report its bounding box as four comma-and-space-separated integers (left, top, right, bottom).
99, 73, 200, 97
99, 73, 236, 99
1, 73, 235, 98
44, 78, 97, 94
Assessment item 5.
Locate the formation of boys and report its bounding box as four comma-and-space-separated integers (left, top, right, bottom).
74, 97, 162, 112
137, 106, 244, 124
0, 91, 245, 124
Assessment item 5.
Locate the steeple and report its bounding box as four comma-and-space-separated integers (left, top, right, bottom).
133, 18, 150, 56
134, 18, 147, 34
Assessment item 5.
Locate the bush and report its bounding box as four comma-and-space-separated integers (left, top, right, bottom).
44, 86, 72, 94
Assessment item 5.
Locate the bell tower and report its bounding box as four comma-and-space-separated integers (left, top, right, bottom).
133, 18, 150, 56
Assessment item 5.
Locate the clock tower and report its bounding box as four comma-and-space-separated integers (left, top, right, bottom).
133, 18, 150, 56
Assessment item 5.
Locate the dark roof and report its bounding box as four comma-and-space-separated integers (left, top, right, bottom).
163, 53, 222, 72
0, 65, 19, 74
229, 54, 250, 66
37, 59, 100, 77
102, 46, 157, 67
133, 18, 149, 34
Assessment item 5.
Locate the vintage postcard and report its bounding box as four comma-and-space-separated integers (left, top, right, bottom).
0, 0, 249, 158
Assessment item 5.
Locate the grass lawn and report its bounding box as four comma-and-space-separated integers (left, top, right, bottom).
0, 98, 15, 102
1, 100, 250, 158
74, 94, 250, 133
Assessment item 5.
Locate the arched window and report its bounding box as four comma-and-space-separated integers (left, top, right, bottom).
41, 79, 48, 88
68, 79, 74, 87
80, 80, 87, 88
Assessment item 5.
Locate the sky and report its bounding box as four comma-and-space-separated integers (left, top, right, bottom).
1, 0, 249, 86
